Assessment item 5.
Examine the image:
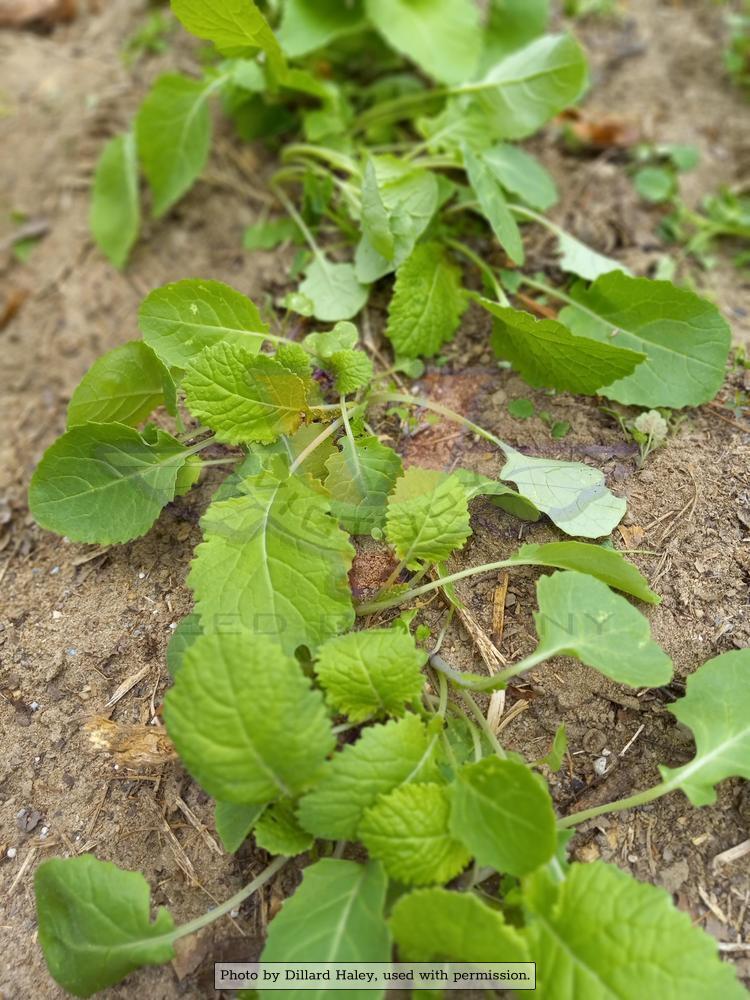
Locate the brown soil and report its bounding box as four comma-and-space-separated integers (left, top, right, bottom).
1, 1, 749, 997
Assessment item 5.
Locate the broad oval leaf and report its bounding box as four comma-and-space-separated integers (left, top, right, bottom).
359, 783, 471, 885
90, 132, 139, 270
449, 757, 557, 876
139, 278, 267, 370
560, 272, 732, 408
172, 0, 285, 76
29, 423, 191, 544
481, 0, 550, 66
299, 258, 369, 323
660, 649, 750, 805
324, 434, 403, 534
463, 146, 524, 264
386, 467, 471, 568
164, 631, 335, 803
534, 571, 673, 687
35, 855, 175, 998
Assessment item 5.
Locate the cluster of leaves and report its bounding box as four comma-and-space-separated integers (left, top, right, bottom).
28, 273, 749, 998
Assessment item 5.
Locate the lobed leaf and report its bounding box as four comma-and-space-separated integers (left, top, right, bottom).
385, 468, 472, 569
90, 132, 140, 269
324, 434, 403, 534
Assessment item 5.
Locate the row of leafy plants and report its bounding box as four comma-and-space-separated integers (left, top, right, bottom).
29, 1, 748, 997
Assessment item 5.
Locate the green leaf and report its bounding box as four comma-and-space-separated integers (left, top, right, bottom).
67, 342, 174, 428
634, 166, 675, 203
536, 724, 567, 771
304, 322, 358, 357
29, 424, 190, 544
166, 613, 202, 677
534, 571, 672, 687
507, 540, 660, 604
450, 758, 557, 875
463, 146, 524, 264
135, 74, 213, 218
254, 799, 313, 856
365, 0, 481, 85
260, 860, 390, 999
361, 157, 395, 260
452, 468, 541, 521
183, 346, 308, 444
359, 783, 471, 886
559, 272, 732, 408
172, 0, 285, 77
297, 715, 441, 840
215, 800, 266, 853
482, 142, 557, 210
507, 397, 535, 420
470, 34, 588, 140
90, 132, 140, 269
660, 649, 750, 806
315, 628, 426, 723
390, 888, 528, 961
299, 258, 369, 323
164, 631, 335, 803
524, 861, 747, 999
385, 243, 467, 358
385, 468, 471, 569
35, 855, 175, 998
500, 446, 626, 538
139, 278, 267, 370
243, 217, 302, 250
556, 230, 625, 281
324, 435, 403, 534
484, 302, 644, 394
189, 465, 355, 655
481, 0, 550, 66
278, 0, 366, 58
326, 349, 374, 394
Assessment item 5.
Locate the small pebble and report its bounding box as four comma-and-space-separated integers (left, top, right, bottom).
52, 610, 62, 620
594, 756, 609, 776
6, 848, 17, 859
67, 648, 77, 656
50, 566, 60, 575
29, 702, 39, 711
138, 572, 146, 580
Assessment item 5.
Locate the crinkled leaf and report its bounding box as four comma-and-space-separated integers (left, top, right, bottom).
560, 272, 731, 408
67, 341, 175, 428
135, 74, 213, 218
35, 855, 175, 998
304, 321, 358, 358
164, 632, 335, 803
534, 571, 672, 687
463, 146, 524, 264
297, 715, 441, 840
524, 862, 747, 999
29, 424, 190, 544
172, 0, 285, 76
359, 783, 471, 886
299, 259, 369, 322
482, 141, 557, 210
278, 0, 366, 58
254, 799, 313, 856
139, 278, 267, 370
450, 757, 557, 876
90, 132, 140, 269
386, 468, 471, 568
315, 628, 426, 723
481, 0, 550, 66
385, 243, 467, 358
215, 800, 266, 854
189, 465, 355, 655
365, 0, 481, 85
326, 349, 373, 394
324, 435, 403, 534
484, 302, 645, 394
556, 230, 625, 281
390, 888, 528, 961
660, 650, 750, 805
500, 446, 626, 538
183, 346, 308, 444
166, 613, 202, 678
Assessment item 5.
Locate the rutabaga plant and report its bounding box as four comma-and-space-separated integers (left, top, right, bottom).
29, 278, 749, 998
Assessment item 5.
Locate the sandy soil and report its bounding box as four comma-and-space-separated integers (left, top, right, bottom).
1, 1, 749, 996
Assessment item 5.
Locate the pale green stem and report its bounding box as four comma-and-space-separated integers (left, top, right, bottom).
357, 557, 517, 614
558, 782, 668, 830
271, 183, 326, 267
372, 391, 510, 454
445, 238, 508, 304
457, 687, 507, 760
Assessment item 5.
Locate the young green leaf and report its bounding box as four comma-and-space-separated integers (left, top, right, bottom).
325, 349, 374, 394
315, 628, 426, 723
166, 613, 202, 677
253, 799, 313, 856
560, 272, 732, 408
90, 132, 140, 269
136, 74, 214, 218
215, 800, 266, 854
297, 715, 441, 840
500, 446, 626, 538
556, 229, 624, 281
35, 855, 175, 998
536, 724, 567, 771
139, 278, 267, 370
523, 862, 747, 999
385, 243, 467, 358
183, 346, 308, 444
29, 424, 191, 544
481, 0, 550, 66
481, 142, 557, 211
244, 216, 302, 250
385, 468, 472, 569
260, 860, 391, 994
171, 0, 285, 77
507, 540, 660, 604
278, 0, 366, 58
365, 0, 481, 85
67, 341, 175, 428
361, 157, 395, 261
324, 435, 403, 534
534, 571, 673, 687
359, 783, 471, 885
390, 888, 529, 961
164, 632, 335, 803
484, 302, 645, 394
449, 757, 557, 876
299, 258, 369, 322
660, 649, 750, 805
303, 321, 358, 358
463, 146, 524, 264
189, 464, 355, 655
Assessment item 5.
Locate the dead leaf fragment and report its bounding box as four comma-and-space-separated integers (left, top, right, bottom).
85, 716, 177, 767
